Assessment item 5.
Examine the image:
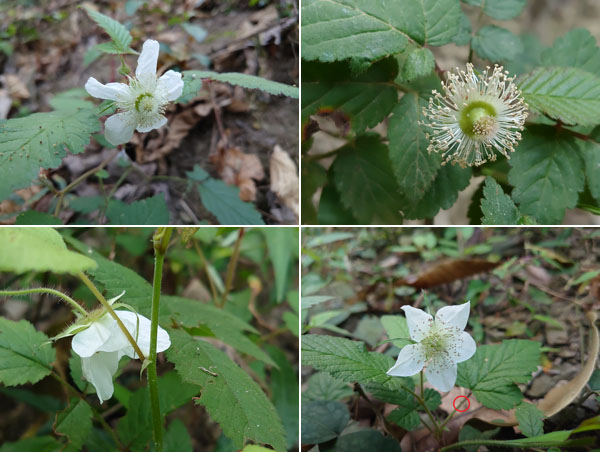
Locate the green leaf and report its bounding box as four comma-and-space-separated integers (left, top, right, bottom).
54, 398, 93, 450
302, 295, 335, 310
0, 318, 55, 386
181, 23, 207, 43
167, 330, 286, 451
577, 129, 600, 203
0, 228, 96, 275
387, 406, 420, 431
508, 126, 583, 224
69, 353, 94, 395
83, 6, 136, 54
504, 34, 545, 76
263, 228, 297, 302
302, 160, 327, 224
480, 176, 519, 225
588, 369, 600, 391
301, 0, 460, 62
187, 166, 265, 225
301, 400, 349, 444
452, 12, 472, 46
463, 0, 526, 20
158, 371, 200, 415
471, 25, 523, 62
302, 59, 398, 135
177, 72, 203, 104
0, 437, 59, 452
106, 194, 170, 225
183, 71, 297, 98
117, 388, 151, 450
456, 339, 540, 409
380, 315, 411, 348
388, 93, 442, 204
317, 180, 358, 225
0, 387, 63, 413
15, 211, 62, 225
332, 135, 404, 224
541, 29, 600, 74
303, 372, 353, 402
334, 430, 402, 452
518, 66, 600, 126
515, 402, 545, 437
396, 46, 435, 82
404, 164, 471, 219
424, 388, 442, 411
0, 110, 99, 201
164, 419, 193, 452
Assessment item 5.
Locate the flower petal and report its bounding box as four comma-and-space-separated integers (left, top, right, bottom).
81, 351, 120, 403
387, 343, 426, 377
104, 113, 136, 145
425, 354, 457, 392
446, 331, 477, 363
135, 115, 167, 133
85, 77, 129, 101
72, 314, 118, 358
136, 39, 160, 78
401, 305, 434, 342
157, 70, 184, 101
114, 310, 171, 358
435, 301, 471, 331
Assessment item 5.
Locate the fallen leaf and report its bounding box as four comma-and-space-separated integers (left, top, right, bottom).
401, 259, 501, 289
2, 74, 29, 100
270, 145, 299, 219
210, 145, 264, 201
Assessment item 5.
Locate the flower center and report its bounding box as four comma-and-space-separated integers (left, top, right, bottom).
459, 101, 497, 139
420, 330, 447, 357
135, 93, 155, 113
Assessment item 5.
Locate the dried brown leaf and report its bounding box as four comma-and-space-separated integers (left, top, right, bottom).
210, 146, 264, 201
401, 259, 500, 289
270, 145, 299, 219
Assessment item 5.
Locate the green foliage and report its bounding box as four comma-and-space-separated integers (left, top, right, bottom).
0, 318, 55, 386
334, 430, 402, 452
117, 388, 151, 450
387, 405, 420, 431
106, 194, 170, 225
167, 330, 287, 451
396, 47, 435, 82
177, 72, 203, 104
541, 28, 600, 73
471, 25, 523, 62
0, 228, 96, 274
480, 177, 520, 225
518, 66, 600, 126
0, 109, 99, 201
456, 339, 540, 409
15, 211, 62, 225
0, 437, 59, 452
83, 6, 136, 54
578, 131, 600, 203
164, 419, 193, 452
303, 372, 353, 402
301, 400, 349, 444
508, 126, 583, 224
263, 228, 298, 302
187, 166, 265, 225
463, 0, 526, 20
181, 23, 207, 43
515, 402, 545, 437
452, 12, 472, 46
54, 398, 93, 450
182, 70, 298, 98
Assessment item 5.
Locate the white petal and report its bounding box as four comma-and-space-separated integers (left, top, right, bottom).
435, 302, 471, 331
425, 355, 457, 392
446, 331, 477, 363
136, 39, 160, 78
114, 310, 171, 358
81, 351, 120, 403
136, 115, 167, 133
85, 77, 129, 101
157, 70, 184, 101
104, 113, 136, 145
72, 314, 118, 358
401, 305, 434, 342
386, 344, 426, 377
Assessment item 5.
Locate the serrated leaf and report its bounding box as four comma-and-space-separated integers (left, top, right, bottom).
106, 194, 170, 225
0, 109, 99, 201
303, 372, 353, 402
302, 159, 327, 224
317, 178, 359, 225
452, 12, 472, 46
0, 318, 55, 386
404, 163, 471, 219
463, 0, 526, 20
301, 0, 460, 62
302, 59, 398, 135
456, 339, 540, 409
508, 126, 583, 224
581, 126, 600, 203
380, 315, 411, 348
117, 388, 151, 450
164, 419, 193, 452
480, 176, 519, 225
0, 437, 59, 452
387, 406, 420, 431
518, 66, 600, 126
15, 211, 62, 225
388, 93, 442, 204
396, 46, 435, 82
54, 398, 93, 450
183, 70, 297, 98
516, 402, 545, 437
301, 400, 349, 444
334, 430, 402, 452
158, 371, 200, 415
177, 72, 203, 104
83, 6, 135, 54
471, 25, 523, 62
424, 388, 441, 411
541, 29, 600, 73
0, 228, 96, 274
332, 135, 403, 224
504, 34, 545, 76
167, 330, 286, 451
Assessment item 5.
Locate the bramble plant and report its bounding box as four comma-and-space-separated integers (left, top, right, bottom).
0, 227, 299, 452
0, 6, 298, 226
301, 0, 600, 225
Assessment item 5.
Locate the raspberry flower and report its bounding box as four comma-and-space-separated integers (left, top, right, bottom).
387, 302, 476, 392
422, 64, 528, 167
85, 39, 184, 146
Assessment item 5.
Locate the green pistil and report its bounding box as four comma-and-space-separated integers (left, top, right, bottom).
459, 101, 497, 138
421, 332, 446, 356
135, 93, 154, 113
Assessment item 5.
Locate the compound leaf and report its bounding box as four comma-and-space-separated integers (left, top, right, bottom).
83, 6, 136, 54
480, 176, 519, 225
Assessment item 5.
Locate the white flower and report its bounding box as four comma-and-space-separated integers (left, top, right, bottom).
422, 63, 528, 167
71, 310, 170, 403
386, 302, 476, 392
85, 39, 184, 146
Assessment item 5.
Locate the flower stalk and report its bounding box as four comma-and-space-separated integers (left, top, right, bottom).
0, 287, 87, 316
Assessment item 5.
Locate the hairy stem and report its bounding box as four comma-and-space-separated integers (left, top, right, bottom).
0, 288, 87, 316
221, 227, 245, 308
77, 272, 145, 361
148, 227, 173, 452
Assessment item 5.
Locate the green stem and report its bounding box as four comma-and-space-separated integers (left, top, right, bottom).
221, 227, 245, 308
77, 272, 145, 361
148, 227, 173, 452
0, 288, 87, 316
400, 383, 441, 437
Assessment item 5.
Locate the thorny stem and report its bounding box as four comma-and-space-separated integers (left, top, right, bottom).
221, 228, 245, 308
0, 288, 87, 316
148, 227, 173, 452
77, 272, 146, 361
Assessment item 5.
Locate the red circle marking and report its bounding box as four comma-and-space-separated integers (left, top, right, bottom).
453, 395, 470, 412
